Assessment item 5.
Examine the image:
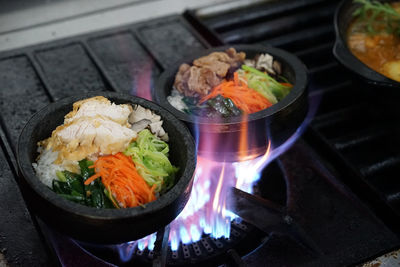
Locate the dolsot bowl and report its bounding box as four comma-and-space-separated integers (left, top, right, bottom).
154, 44, 308, 161
17, 91, 196, 244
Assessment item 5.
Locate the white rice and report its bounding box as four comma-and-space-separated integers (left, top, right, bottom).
32, 148, 64, 187
167, 89, 188, 111
33, 147, 95, 187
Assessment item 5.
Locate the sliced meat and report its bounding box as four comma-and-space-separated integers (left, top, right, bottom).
193, 47, 246, 77
43, 116, 136, 163
64, 96, 132, 126
42, 96, 136, 163
174, 48, 246, 97
225, 47, 246, 68
187, 66, 221, 97
193, 52, 232, 77
174, 63, 191, 94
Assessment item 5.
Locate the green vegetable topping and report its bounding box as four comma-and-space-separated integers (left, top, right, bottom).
52, 161, 114, 209
353, 0, 400, 35
239, 65, 292, 102
124, 129, 179, 193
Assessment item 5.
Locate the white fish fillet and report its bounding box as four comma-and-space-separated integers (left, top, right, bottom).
42, 96, 136, 163
65, 96, 132, 125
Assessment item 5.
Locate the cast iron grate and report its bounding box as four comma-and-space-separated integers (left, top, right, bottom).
80, 219, 265, 267
192, 0, 400, 231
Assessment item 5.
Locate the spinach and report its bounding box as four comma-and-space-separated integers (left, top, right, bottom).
64, 171, 84, 195
51, 159, 116, 209
182, 95, 242, 117
79, 159, 95, 180
78, 159, 103, 208
87, 180, 106, 208
182, 96, 210, 116
58, 194, 86, 203
52, 180, 71, 195
52, 176, 86, 205
207, 95, 242, 117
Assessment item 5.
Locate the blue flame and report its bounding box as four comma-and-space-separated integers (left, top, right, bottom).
147, 234, 156, 251
117, 241, 136, 262
170, 230, 179, 251
190, 224, 201, 242
137, 239, 146, 251
179, 227, 191, 244
115, 93, 317, 259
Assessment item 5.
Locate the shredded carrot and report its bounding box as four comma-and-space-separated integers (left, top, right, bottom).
199, 72, 272, 114
280, 82, 293, 87
84, 152, 156, 208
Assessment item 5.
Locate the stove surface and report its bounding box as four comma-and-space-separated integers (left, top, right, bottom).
0, 0, 400, 266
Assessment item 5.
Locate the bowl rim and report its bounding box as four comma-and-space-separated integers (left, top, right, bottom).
17, 91, 196, 220
153, 44, 308, 125
333, 0, 400, 88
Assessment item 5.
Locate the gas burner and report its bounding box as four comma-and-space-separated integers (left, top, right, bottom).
81, 219, 264, 267
79, 161, 288, 266
34, 142, 400, 267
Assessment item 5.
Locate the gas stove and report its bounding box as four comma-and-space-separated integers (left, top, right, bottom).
0, 0, 399, 266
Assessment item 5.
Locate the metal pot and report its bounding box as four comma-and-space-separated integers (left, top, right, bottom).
17, 91, 196, 244
153, 44, 308, 162
333, 0, 400, 90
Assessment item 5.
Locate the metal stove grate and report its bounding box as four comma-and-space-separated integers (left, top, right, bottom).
82, 219, 265, 267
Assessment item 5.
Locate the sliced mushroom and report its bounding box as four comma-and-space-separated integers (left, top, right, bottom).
244, 59, 255, 67
130, 119, 152, 132
129, 104, 169, 140
149, 121, 165, 137
272, 60, 282, 75
160, 133, 169, 142
129, 105, 161, 124
256, 53, 275, 75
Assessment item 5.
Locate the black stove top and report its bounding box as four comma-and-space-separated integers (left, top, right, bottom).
1, 0, 400, 266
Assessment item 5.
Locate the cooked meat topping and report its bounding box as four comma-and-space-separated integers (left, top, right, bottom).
173, 48, 246, 97
42, 97, 136, 163
186, 66, 221, 96
193, 47, 245, 77
43, 116, 136, 164
65, 96, 132, 126
174, 63, 191, 93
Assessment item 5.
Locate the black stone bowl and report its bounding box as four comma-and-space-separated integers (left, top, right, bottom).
333, 0, 400, 91
17, 91, 196, 244
154, 44, 308, 161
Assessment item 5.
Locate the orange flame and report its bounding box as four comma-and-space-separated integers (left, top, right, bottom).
212, 162, 225, 212
238, 114, 249, 160
235, 140, 271, 190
